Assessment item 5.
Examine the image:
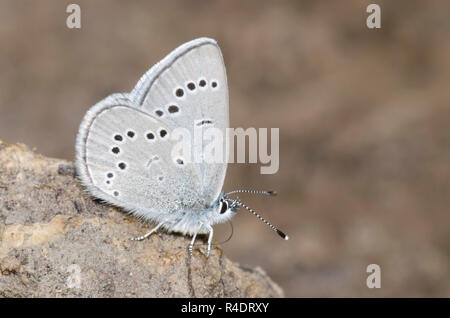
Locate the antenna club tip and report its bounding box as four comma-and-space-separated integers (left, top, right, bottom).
276, 229, 288, 240
267, 190, 277, 196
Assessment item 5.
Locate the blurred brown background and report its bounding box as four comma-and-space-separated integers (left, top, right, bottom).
1, 0, 450, 297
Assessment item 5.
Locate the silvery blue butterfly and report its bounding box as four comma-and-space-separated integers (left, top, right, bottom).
76, 38, 287, 256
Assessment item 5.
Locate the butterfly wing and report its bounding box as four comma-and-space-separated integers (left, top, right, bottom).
76, 38, 229, 223
130, 38, 229, 207
76, 95, 203, 222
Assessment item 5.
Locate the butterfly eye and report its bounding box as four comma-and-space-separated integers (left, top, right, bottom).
220, 200, 228, 214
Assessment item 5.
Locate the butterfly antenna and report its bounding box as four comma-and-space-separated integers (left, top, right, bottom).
226, 189, 277, 196
237, 200, 288, 240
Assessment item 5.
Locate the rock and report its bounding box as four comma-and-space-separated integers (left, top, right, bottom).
0, 140, 283, 297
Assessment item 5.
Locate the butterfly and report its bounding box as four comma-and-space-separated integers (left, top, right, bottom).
76, 38, 287, 256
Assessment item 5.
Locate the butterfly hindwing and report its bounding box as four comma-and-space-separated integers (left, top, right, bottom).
76, 99, 203, 222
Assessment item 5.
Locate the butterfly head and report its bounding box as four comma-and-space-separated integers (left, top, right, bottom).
212, 193, 239, 224
212, 190, 289, 241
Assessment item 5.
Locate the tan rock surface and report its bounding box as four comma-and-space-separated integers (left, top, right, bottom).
0, 140, 283, 297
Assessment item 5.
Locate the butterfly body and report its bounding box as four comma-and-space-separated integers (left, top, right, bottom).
158, 194, 236, 236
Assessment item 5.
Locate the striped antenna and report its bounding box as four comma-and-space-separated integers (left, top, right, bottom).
237, 200, 288, 240
226, 189, 277, 196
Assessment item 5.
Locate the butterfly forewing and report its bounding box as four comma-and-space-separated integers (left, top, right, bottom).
132, 38, 229, 207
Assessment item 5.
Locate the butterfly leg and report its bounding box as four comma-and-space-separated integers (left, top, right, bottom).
189, 231, 198, 256
206, 225, 213, 257
130, 222, 164, 241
